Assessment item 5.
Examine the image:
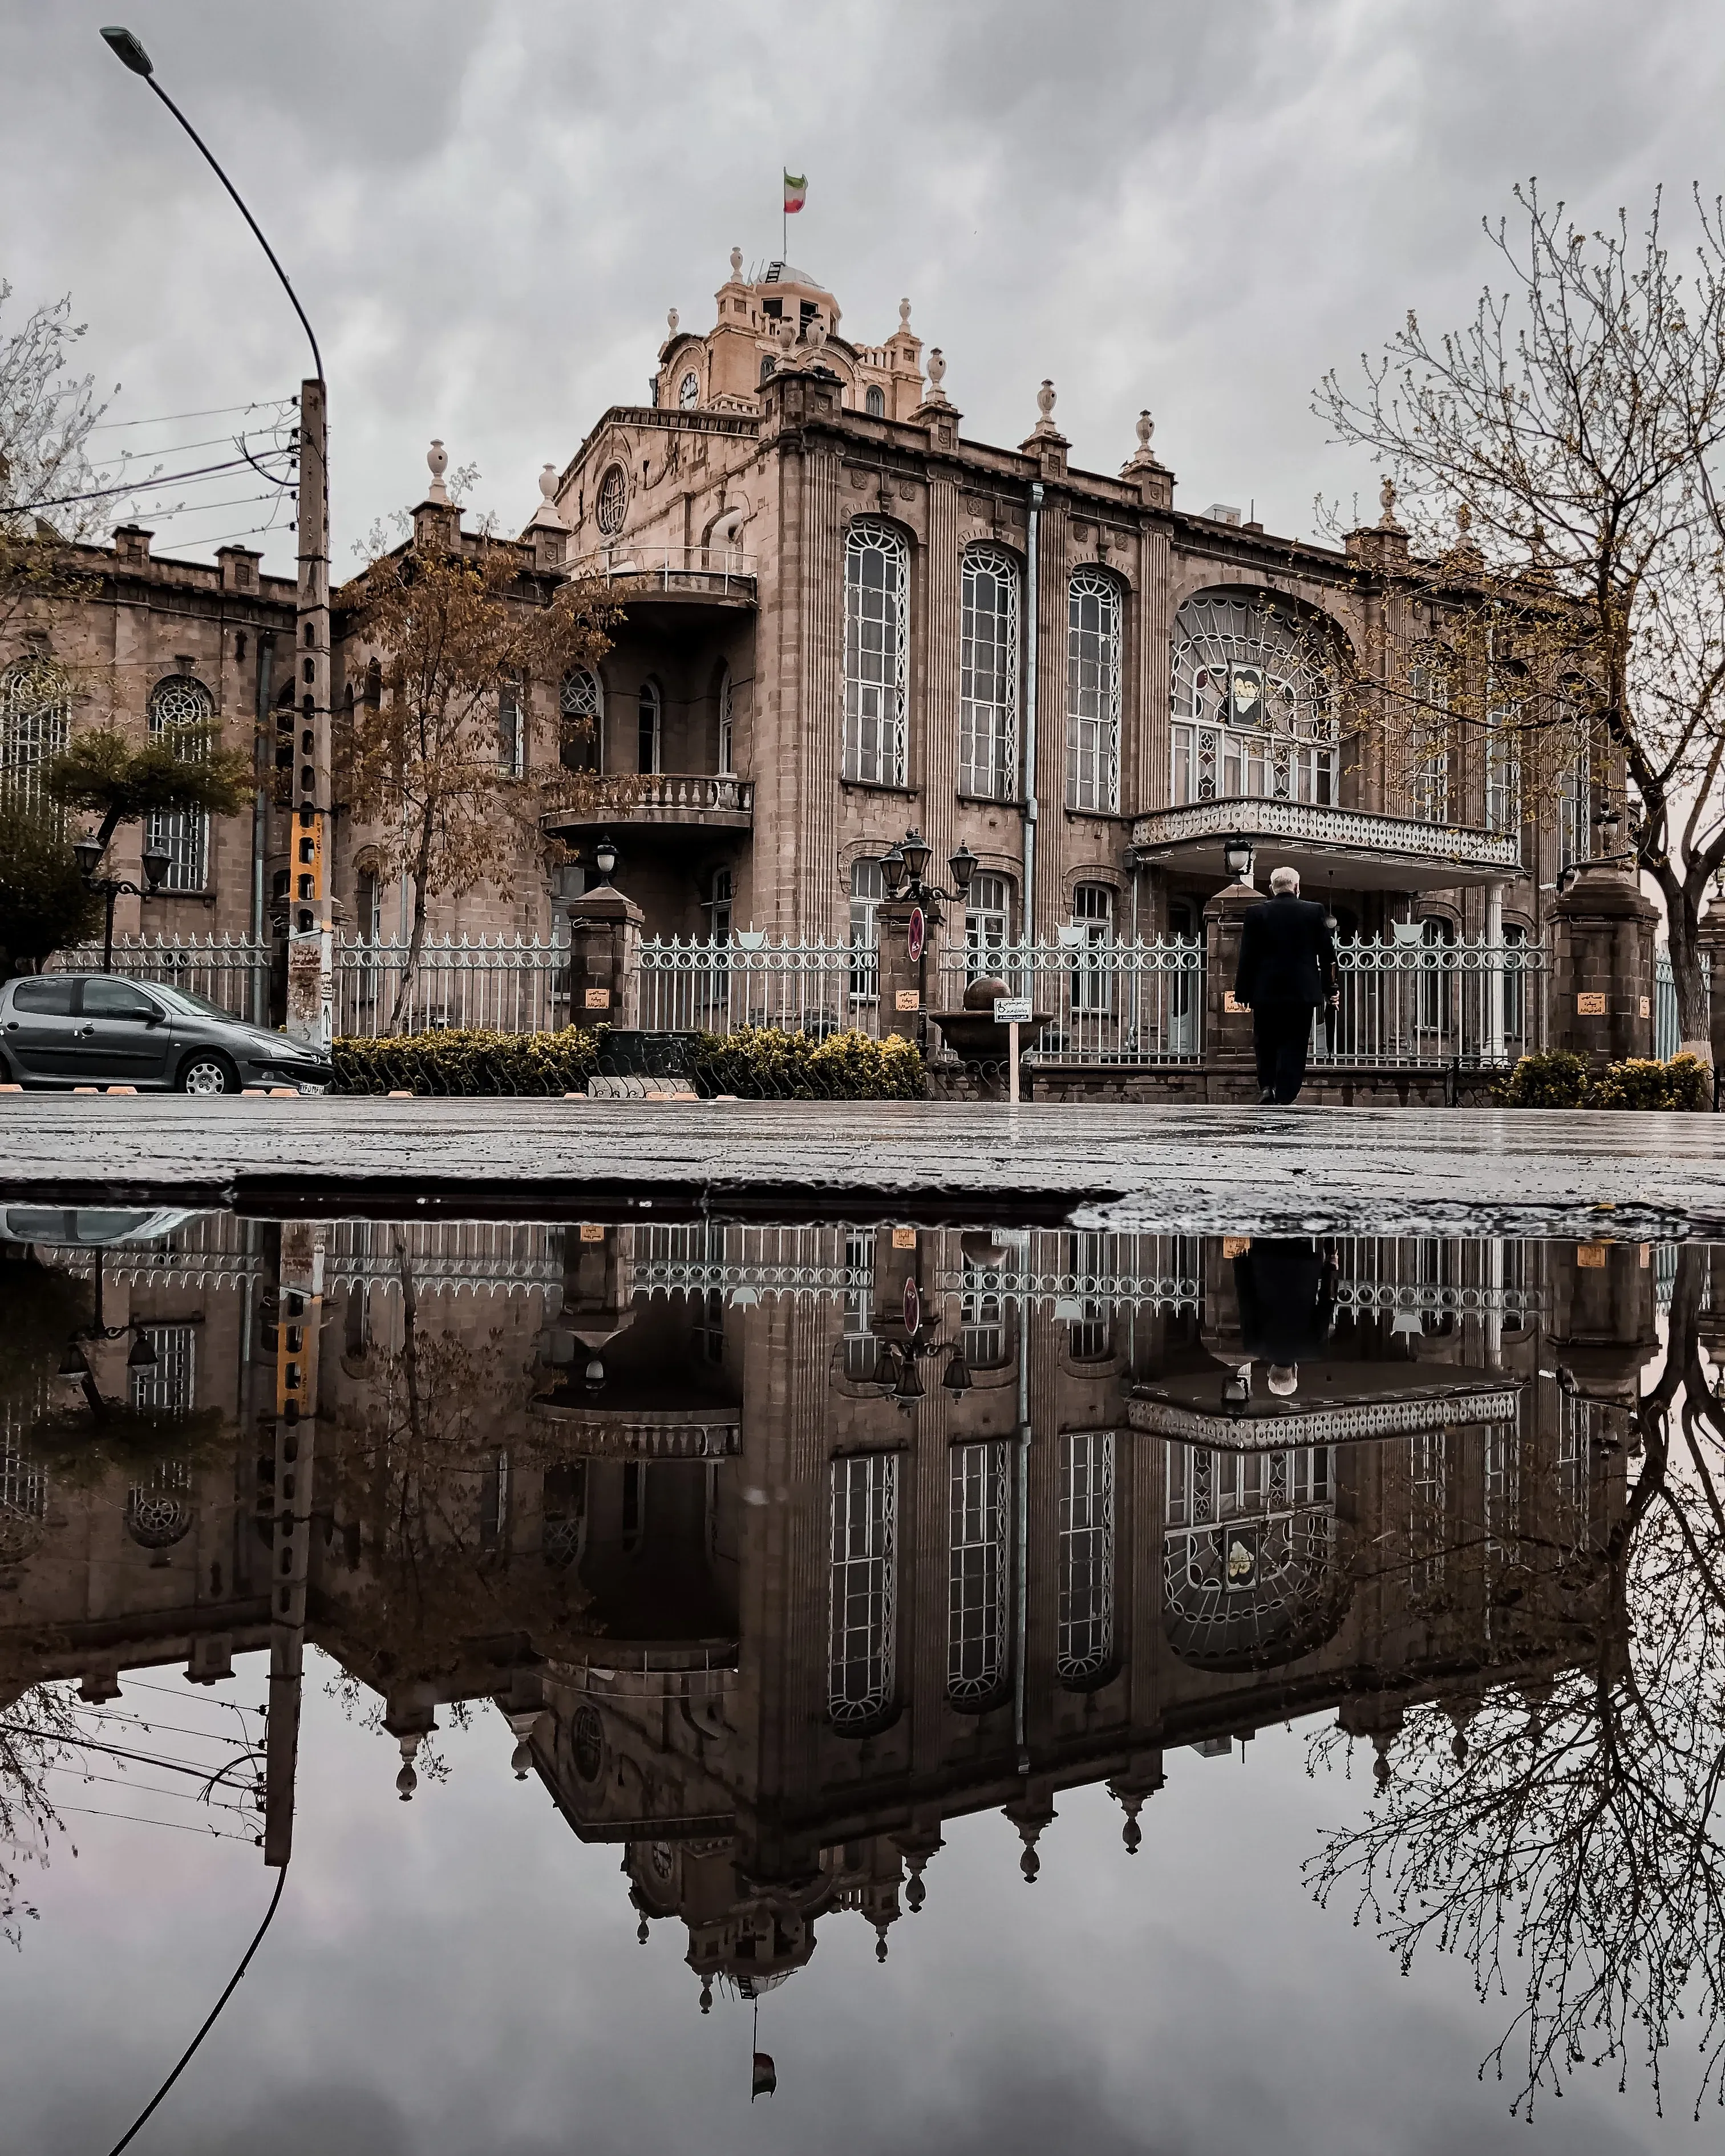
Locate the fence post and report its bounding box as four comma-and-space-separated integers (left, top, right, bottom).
874, 897, 925, 1044
1202, 878, 1262, 1099
1548, 862, 1658, 1067
564, 886, 645, 1030
1696, 907, 1725, 1072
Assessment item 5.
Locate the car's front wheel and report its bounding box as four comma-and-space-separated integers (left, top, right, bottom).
178, 1051, 238, 1096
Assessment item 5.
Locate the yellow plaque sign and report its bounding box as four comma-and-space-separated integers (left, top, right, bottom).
1222, 1235, 1252, 1258
584, 987, 611, 1009
1638, 995, 1651, 1019
1577, 992, 1607, 1016
1223, 991, 1247, 1014
1577, 1242, 1609, 1268
895, 990, 920, 1012
890, 1226, 917, 1250
578, 1223, 605, 1243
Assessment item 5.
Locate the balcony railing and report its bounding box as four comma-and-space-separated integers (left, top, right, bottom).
548, 772, 754, 830
1129, 795, 1521, 886
569, 544, 758, 595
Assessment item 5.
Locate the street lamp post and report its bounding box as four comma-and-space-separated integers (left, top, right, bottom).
73, 834, 172, 972
100, 26, 331, 1052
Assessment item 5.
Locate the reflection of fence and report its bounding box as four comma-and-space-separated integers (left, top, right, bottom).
335, 934, 566, 1037
638, 935, 878, 1038
51, 934, 271, 1022
1313, 935, 1546, 1069
939, 937, 1204, 1064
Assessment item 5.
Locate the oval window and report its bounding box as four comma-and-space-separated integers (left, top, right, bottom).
596, 464, 628, 535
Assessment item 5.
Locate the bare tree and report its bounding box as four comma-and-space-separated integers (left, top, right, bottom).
1320, 185, 1725, 1057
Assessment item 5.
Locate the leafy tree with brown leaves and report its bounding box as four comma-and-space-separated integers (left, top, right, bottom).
1321, 185, 1725, 1058
337, 536, 621, 1029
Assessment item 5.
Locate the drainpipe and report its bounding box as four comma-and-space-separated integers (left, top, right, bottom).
250, 633, 275, 1024
1022, 483, 1043, 944
1014, 1250, 1031, 1774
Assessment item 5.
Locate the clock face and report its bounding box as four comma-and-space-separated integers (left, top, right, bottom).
678, 371, 700, 409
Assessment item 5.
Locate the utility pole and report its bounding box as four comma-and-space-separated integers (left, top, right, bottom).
285, 379, 333, 1049
264, 1219, 324, 1869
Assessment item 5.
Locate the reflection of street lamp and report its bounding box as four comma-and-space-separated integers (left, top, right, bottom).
867, 1327, 972, 1410
74, 835, 172, 972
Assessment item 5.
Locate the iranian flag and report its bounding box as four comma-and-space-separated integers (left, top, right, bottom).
784, 170, 807, 214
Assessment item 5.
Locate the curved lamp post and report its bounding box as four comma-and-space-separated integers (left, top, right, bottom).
74, 833, 172, 972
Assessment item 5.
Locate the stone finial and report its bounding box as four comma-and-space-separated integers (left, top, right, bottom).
396, 1730, 422, 1800
539, 464, 558, 505
667, 305, 679, 334
898, 296, 912, 331
778, 316, 796, 357
1137, 409, 1154, 453
426, 439, 450, 505
1378, 475, 1401, 529
729, 245, 743, 279
808, 316, 828, 354
529, 463, 565, 533
923, 347, 948, 404
1038, 379, 1057, 424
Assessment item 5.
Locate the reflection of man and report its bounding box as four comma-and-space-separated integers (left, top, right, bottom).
1233, 866, 1339, 1105
1232, 1237, 1338, 1397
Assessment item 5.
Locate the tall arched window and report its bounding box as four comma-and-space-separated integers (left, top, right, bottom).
1056, 1429, 1114, 1685
960, 1255, 1010, 1369
960, 546, 1019, 800
561, 665, 603, 773
828, 1450, 897, 1729
849, 857, 883, 1003
146, 675, 216, 891
497, 672, 525, 777
716, 665, 734, 774
865, 384, 886, 418
1163, 1440, 1339, 1668
1066, 568, 1121, 813
637, 680, 662, 776
948, 1439, 1010, 1706
1170, 591, 1339, 807
843, 520, 909, 787
0, 655, 70, 813
1407, 649, 1453, 825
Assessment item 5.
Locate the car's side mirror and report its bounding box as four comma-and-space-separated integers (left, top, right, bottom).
144, 1007, 165, 1026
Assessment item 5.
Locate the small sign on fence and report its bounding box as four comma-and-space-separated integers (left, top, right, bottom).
993, 996, 1034, 1024
579, 1223, 606, 1243
1638, 995, 1651, 1019
1223, 991, 1248, 1014
895, 990, 920, 1012
1577, 1242, 1610, 1268
585, 988, 612, 1010
1577, 992, 1607, 1015
890, 1226, 917, 1250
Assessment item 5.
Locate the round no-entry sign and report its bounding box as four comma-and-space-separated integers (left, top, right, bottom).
902, 1276, 921, 1335
907, 906, 925, 964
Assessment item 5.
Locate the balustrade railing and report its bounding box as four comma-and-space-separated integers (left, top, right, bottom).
637, 933, 879, 1038
569, 544, 758, 589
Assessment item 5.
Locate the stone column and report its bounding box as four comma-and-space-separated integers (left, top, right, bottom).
1548, 864, 1658, 1065
874, 895, 926, 1044
563, 885, 645, 1030
1202, 877, 1263, 1097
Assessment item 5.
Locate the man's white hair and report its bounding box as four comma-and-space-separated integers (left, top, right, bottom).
1269, 865, 1301, 894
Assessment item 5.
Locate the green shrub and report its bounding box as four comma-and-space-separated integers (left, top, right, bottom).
1502, 1051, 1591, 1108
333, 1026, 600, 1096
689, 1026, 925, 1099
1588, 1053, 1712, 1112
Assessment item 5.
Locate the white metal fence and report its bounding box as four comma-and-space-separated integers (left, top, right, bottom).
1313, 934, 1546, 1069
335, 933, 568, 1036
50, 933, 272, 1022
1654, 946, 1711, 1061
637, 933, 878, 1038
941, 935, 1205, 1063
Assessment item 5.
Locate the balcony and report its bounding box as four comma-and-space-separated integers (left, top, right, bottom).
568, 544, 758, 609
545, 773, 754, 840
1128, 796, 1522, 891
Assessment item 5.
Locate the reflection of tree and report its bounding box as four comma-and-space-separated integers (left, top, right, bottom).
0, 1682, 79, 1946
1307, 1246, 1725, 2118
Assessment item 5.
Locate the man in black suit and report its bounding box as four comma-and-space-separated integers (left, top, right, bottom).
1232, 1236, 1338, 1395
1232, 865, 1339, 1104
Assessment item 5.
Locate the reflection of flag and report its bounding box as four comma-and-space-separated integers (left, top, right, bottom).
752, 2052, 778, 2100
784, 171, 807, 214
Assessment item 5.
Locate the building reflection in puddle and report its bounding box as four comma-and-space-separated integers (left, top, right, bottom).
2, 1210, 1720, 2108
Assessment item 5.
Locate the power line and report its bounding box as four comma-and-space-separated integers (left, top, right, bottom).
52, 1803, 257, 1844
7, 453, 293, 514
90, 398, 296, 432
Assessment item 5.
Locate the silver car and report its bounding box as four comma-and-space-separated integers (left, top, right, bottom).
0, 974, 333, 1094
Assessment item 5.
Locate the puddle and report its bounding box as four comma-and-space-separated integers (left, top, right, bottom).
1, 1211, 1718, 2149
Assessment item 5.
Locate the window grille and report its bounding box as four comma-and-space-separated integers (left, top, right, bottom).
948, 1440, 1010, 1704
1408, 657, 1452, 824
561, 665, 603, 773
497, 674, 525, 777
760, 355, 778, 386
960, 547, 1019, 800
1066, 567, 1121, 812
865, 384, 886, 418
1503, 922, 1528, 1040
843, 520, 909, 787
146, 676, 215, 890
849, 859, 883, 1000
596, 465, 627, 536
828, 1451, 897, 1727
542, 1461, 588, 1570
0, 1426, 48, 1566
716, 666, 734, 773
1070, 883, 1115, 1013
1484, 1409, 1521, 1613
1169, 591, 1338, 808
960, 1257, 1010, 1369
638, 681, 662, 775
125, 1460, 196, 1550
1558, 753, 1591, 869
1163, 1441, 1335, 1667
132, 1323, 196, 1415
965, 871, 1012, 978
1057, 1430, 1114, 1683
1485, 700, 1521, 836
0, 656, 70, 813
1407, 1429, 1448, 1606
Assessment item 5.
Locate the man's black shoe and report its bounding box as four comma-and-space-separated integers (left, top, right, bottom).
1259, 1089, 1276, 1104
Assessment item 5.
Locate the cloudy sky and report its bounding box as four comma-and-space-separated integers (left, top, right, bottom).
4, 0, 1724, 579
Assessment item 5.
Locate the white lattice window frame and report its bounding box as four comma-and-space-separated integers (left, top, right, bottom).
146, 676, 216, 891
1056, 1428, 1115, 1685
947, 1439, 1010, 1705
828, 1450, 898, 1728
1168, 591, 1339, 810
561, 664, 604, 772
596, 464, 628, 536
0, 656, 71, 813
843, 520, 909, 787
1066, 567, 1122, 813
716, 666, 734, 775
959, 546, 1019, 801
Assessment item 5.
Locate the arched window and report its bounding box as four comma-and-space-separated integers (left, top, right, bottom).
865, 384, 886, 418
828, 1451, 897, 1729
1163, 1440, 1340, 1669
595, 465, 627, 536
0, 655, 70, 813
716, 664, 734, 774
960, 547, 1019, 800
849, 857, 883, 1003
1066, 567, 1122, 813
1070, 883, 1115, 1015
637, 680, 662, 776
678, 370, 700, 410
1169, 591, 1339, 807
1057, 1430, 1114, 1686
497, 672, 525, 777
960, 1255, 1010, 1369
363, 657, 383, 711
1418, 914, 1457, 1036
1407, 648, 1453, 825
964, 870, 1013, 979
1558, 747, 1591, 869
948, 1440, 1010, 1706
707, 865, 733, 942
560, 665, 603, 773
843, 520, 909, 787
146, 675, 216, 891
1503, 921, 1529, 1041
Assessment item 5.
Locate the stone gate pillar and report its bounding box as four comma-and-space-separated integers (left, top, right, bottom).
563, 885, 644, 1030
874, 896, 926, 1045
1548, 864, 1657, 1065
1203, 878, 1263, 1100
1696, 903, 1725, 1070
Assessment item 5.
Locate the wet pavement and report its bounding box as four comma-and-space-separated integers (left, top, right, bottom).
5, 1095, 1725, 1237
2, 1203, 1722, 2149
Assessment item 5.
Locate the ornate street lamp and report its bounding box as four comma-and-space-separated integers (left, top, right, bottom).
73, 833, 173, 972
1222, 834, 1255, 884
880, 841, 908, 898
880, 827, 977, 924
592, 835, 618, 886
947, 842, 977, 897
